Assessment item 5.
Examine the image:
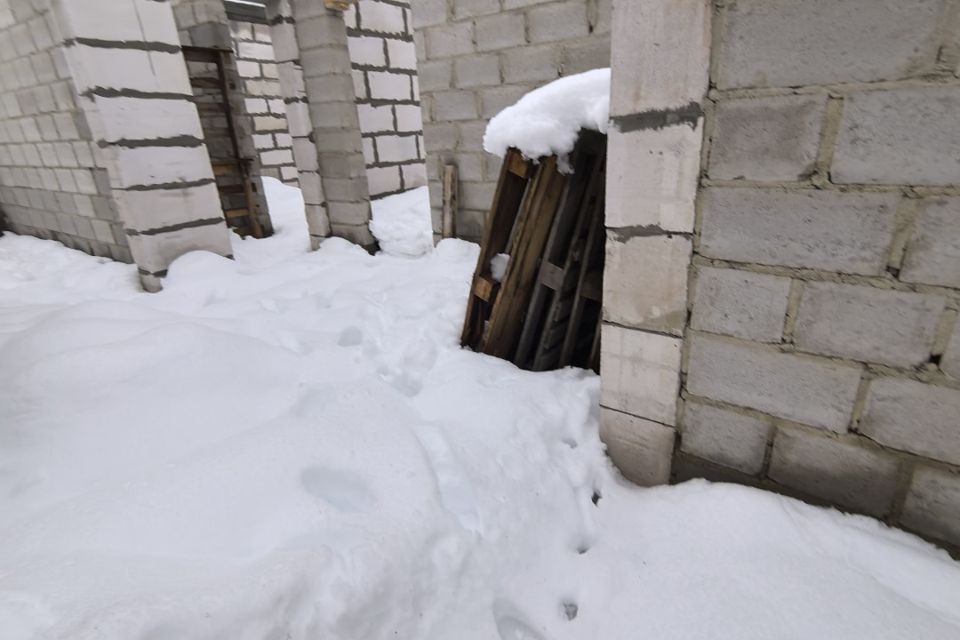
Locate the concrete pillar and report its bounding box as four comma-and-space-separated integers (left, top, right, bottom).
598, 0, 712, 485
265, 0, 330, 249
53, 0, 233, 291
266, 0, 375, 250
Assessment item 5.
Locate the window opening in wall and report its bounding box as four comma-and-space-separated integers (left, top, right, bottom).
183, 46, 267, 238
461, 131, 607, 373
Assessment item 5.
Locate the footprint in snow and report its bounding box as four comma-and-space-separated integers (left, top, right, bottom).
337, 326, 363, 346
300, 466, 377, 513
492, 600, 547, 640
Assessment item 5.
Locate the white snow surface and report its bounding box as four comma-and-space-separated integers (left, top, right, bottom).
483, 68, 610, 167
369, 186, 434, 258
1, 178, 959, 639
490, 253, 509, 283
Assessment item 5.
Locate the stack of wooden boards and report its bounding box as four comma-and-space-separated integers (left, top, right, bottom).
460, 131, 606, 373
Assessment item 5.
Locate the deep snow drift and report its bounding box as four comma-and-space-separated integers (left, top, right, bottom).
369, 186, 434, 258
1, 179, 959, 640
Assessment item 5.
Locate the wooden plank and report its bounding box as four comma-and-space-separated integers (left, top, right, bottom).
461, 133, 608, 375
460, 148, 533, 349
211, 162, 239, 176
442, 164, 458, 239
588, 315, 602, 373
216, 49, 263, 239
523, 134, 605, 370
560, 145, 607, 368
483, 156, 567, 360
540, 263, 565, 290
470, 160, 547, 351
580, 270, 602, 301
474, 275, 497, 303
506, 152, 528, 178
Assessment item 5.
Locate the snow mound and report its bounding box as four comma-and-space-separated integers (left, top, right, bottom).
369, 186, 434, 258
483, 68, 610, 167
1, 180, 959, 639
230, 176, 311, 265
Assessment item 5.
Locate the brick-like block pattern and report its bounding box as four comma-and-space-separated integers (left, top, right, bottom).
832, 87, 960, 186
115, 183, 223, 232
609, 0, 710, 115
0, 1, 131, 262
686, 335, 862, 432
605, 123, 702, 233
2, 0, 236, 287
230, 19, 298, 184
600, 323, 682, 425
680, 401, 771, 474
793, 282, 945, 368
699, 188, 899, 275
690, 267, 791, 343
859, 378, 960, 466
267, 0, 332, 246
707, 94, 827, 182
602, 234, 691, 336
714, 0, 948, 89
597, 0, 707, 485
600, 408, 675, 486
290, 0, 373, 246
345, 0, 426, 199
176, 2, 274, 238
901, 466, 960, 544
900, 197, 960, 288
172, 0, 230, 42
413, 0, 611, 238
669, 0, 960, 549
768, 427, 900, 517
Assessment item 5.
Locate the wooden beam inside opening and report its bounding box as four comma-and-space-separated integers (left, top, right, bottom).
442, 164, 458, 239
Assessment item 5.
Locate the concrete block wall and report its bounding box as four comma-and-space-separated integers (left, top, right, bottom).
411, 0, 611, 241
0, 0, 131, 263
264, 0, 329, 248
266, 0, 376, 249
65, 0, 234, 290
0, 0, 234, 291
598, 0, 710, 487
602, 0, 960, 549
680, 0, 960, 549
343, 0, 426, 199
171, 0, 272, 235
229, 15, 298, 184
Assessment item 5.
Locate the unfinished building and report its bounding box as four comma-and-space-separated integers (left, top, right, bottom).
1, 0, 958, 550
0, 0, 423, 288
408, 0, 960, 550
597, 0, 960, 550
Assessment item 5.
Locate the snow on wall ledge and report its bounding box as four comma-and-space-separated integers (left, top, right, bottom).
483, 68, 610, 169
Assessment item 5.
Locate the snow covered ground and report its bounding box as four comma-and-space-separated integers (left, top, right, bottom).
1, 178, 959, 640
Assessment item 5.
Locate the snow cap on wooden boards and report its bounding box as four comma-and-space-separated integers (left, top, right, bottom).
483, 68, 610, 171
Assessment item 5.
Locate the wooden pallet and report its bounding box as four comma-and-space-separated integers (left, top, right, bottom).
460, 148, 535, 350
460, 131, 607, 373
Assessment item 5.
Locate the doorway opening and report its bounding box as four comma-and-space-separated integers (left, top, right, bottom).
183, 46, 268, 238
